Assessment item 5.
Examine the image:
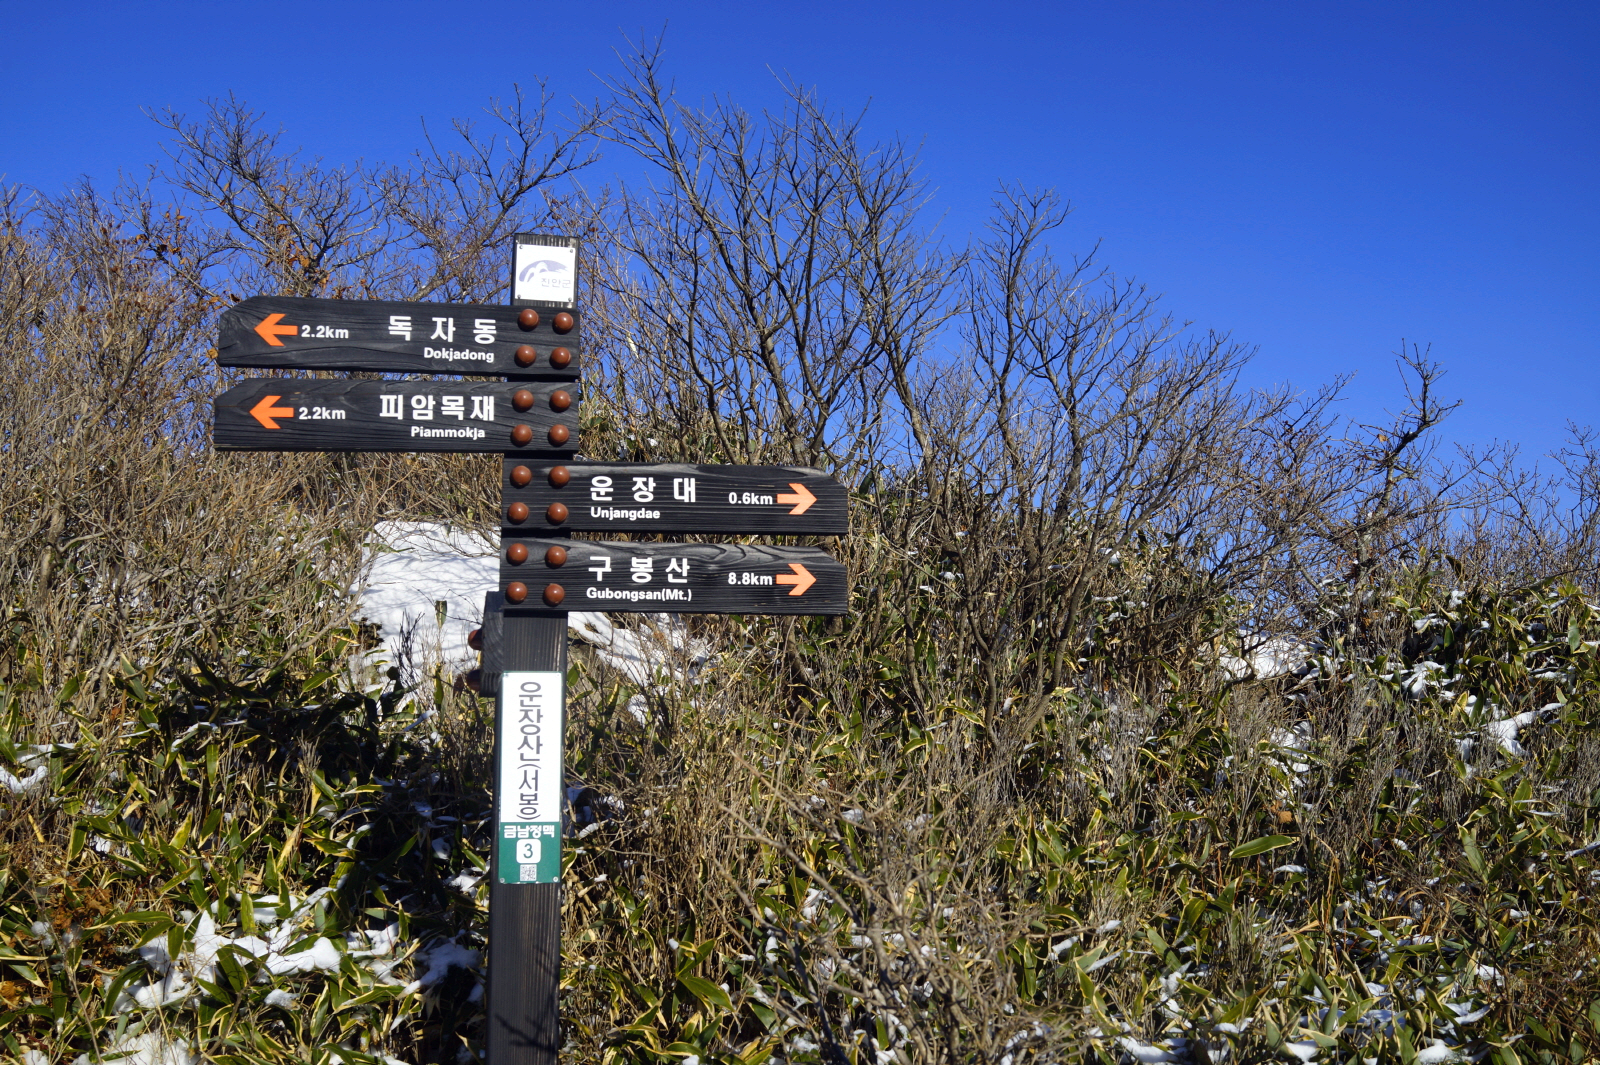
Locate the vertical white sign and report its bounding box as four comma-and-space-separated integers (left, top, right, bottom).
513, 243, 577, 305
497, 670, 564, 883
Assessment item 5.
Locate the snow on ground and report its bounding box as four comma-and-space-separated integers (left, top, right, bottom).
355, 522, 498, 681
124, 896, 369, 1010
355, 522, 711, 687
1220, 634, 1310, 680
567, 611, 712, 685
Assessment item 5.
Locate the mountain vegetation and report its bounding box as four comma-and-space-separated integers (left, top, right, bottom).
5, 42, 1600, 1065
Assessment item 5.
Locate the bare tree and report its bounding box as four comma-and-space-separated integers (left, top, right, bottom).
585, 38, 955, 470
136, 87, 601, 306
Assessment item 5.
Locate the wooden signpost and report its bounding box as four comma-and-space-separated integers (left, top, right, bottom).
499, 540, 848, 614
217, 295, 582, 378
214, 380, 579, 453
211, 232, 848, 1065
501, 460, 848, 535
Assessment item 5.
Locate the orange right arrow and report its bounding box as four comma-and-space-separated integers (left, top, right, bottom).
775, 482, 816, 515
774, 563, 816, 596
248, 394, 294, 429
254, 313, 298, 347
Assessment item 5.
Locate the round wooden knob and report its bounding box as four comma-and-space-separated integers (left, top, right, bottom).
510, 465, 533, 486
549, 346, 571, 369
506, 542, 528, 564
548, 465, 570, 487
514, 344, 537, 367
552, 311, 574, 333
543, 583, 566, 606
511, 424, 533, 446
550, 390, 572, 412
506, 581, 528, 603
517, 308, 540, 330
467, 628, 483, 651
512, 389, 535, 412
506, 501, 529, 523
548, 424, 570, 446
546, 502, 569, 523
545, 545, 568, 566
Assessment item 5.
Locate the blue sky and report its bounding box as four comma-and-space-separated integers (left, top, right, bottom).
3, 1, 1596, 464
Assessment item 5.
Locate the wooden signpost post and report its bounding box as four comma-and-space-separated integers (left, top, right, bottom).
211, 232, 848, 1064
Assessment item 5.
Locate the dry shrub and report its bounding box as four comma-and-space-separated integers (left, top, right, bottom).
3, 41, 1600, 1065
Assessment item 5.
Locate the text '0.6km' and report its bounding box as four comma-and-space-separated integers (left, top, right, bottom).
500, 461, 848, 535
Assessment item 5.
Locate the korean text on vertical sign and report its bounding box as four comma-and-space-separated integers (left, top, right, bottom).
497, 671, 564, 884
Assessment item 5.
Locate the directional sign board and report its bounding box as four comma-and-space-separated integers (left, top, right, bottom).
214, 379, 578, 453
216, 296, 582, 379
499, 541, 848, 615
512, 233, 579, 310
500, 461, 848, 535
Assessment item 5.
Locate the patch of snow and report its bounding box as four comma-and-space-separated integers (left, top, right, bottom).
1481, 708, 1540, 758
413, 939, 480, 989
129, 902, 354, 1008
347, 922, 401, 956
356, 523, 718, 689
355, 522, 498, 681
0, 765, 48, 794
263, 936, 340, 976
1118, 1038, 1179, 1063
1221, 635, 1309, 680
101, 1030, 198, 1065
1268, 721, 1315, 779
567, 611, 712, 685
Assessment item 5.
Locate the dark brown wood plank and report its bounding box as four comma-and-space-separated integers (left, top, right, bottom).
213, 379, 579, 454
216, 296, 581, 379
499, 540, 849, 615
500, 461, 848, 536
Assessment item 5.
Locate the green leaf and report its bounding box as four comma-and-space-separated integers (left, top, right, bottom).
1462, 830, 1488, 878
1231, 835, 1294, 859
301, 670, 338, 694
678, 973, 734, 1013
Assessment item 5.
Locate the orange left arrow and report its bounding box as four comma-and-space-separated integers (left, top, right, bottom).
774, 562, 816, 597
254, 313, 298, 347
249, 394, 294, 429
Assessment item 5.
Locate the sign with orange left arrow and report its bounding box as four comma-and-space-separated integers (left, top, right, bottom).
216, 295, 582, 380
498, 461, 847, 535
213, 379, 579, 454
498, 540, 848, 616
